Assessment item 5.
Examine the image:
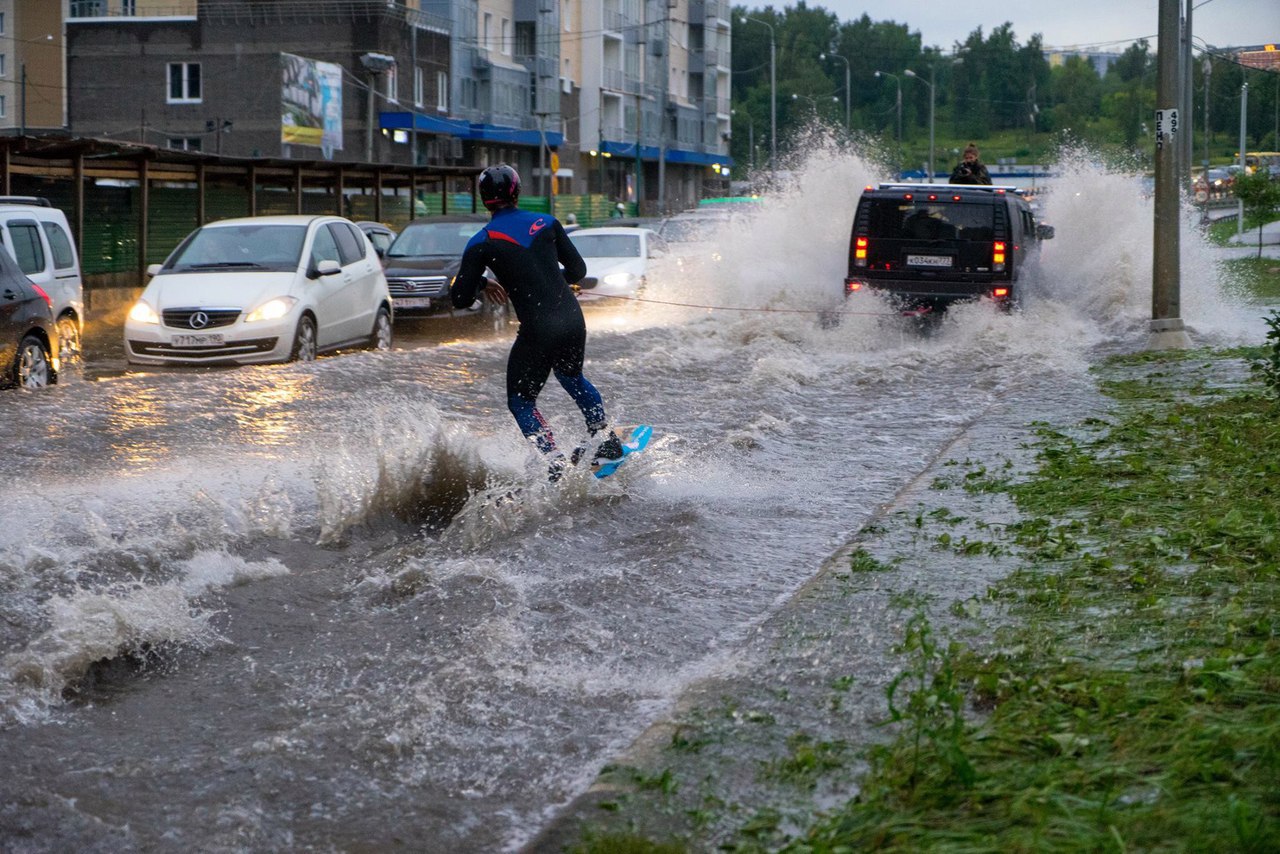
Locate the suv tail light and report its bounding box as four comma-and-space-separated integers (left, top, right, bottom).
992, 241, 1006, 271
844, 277, 866, 295
31, 284, 53, 308
854, 236, 868, 267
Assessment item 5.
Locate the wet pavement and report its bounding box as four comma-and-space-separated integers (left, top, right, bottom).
1, 156, 1274, 852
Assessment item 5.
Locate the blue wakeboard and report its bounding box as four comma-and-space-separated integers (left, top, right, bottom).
593, 425, 654, 479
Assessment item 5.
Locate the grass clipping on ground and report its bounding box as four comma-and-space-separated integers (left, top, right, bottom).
799, 349, 1280, 852
566, 343, 1280, 853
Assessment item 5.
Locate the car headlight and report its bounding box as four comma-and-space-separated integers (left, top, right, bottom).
128, 300, 160, 324
245, 296, 297, 323
602, 272, 638, 288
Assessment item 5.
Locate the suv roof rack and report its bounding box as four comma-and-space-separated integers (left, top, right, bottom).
0, 195, 51, 207
874, 182, 1020, 193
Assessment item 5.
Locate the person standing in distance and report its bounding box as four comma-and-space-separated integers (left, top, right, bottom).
948, 143, 992, 185
451, 164, 624, 482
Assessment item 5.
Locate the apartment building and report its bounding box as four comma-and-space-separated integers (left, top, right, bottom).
0, 1, 69, 135
63, 0, 728, 210
66, 0, 454, 165
377, 0, 563, 182
563, 0, 730, 211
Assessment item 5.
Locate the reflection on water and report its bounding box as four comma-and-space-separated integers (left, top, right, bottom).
102, 386, 171, 469
227, 373, 313, 448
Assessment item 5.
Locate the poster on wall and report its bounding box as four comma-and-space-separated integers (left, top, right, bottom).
281, 52, 343, 158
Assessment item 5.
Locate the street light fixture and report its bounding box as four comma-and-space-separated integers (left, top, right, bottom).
903, 67, 935, 181
820, 52, 851, 131
739, 15, 776, 181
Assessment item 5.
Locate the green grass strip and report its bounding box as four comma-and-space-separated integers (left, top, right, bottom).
792, 354, 1280, 852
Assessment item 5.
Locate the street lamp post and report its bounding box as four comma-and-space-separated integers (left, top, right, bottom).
874, 70, 902, 144
740, 16, 776, 181
904, 67, 935, 181
820, 52, 851, 130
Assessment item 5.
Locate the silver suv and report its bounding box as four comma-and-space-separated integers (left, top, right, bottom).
0, 197, 84, 365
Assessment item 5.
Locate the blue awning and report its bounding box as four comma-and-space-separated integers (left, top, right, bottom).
600, 139, 731, 168
463, 123, 564, 147
379, 111, 471, 135
379, 113, 563, 148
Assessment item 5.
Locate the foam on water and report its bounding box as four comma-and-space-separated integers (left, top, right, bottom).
0, 550, 288, 723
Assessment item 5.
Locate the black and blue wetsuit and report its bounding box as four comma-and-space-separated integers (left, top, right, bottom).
450, 205, 608, 459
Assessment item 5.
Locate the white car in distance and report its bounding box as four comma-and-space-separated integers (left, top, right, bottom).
125, 215, 393, 365
567, 226, 668, 302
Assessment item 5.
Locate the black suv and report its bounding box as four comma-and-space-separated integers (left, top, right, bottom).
845, 183, 1053, 313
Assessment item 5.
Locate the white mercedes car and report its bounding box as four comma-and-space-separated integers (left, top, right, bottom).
125, 215, 393, 365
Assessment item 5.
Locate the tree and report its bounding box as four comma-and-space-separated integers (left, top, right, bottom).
1234, 172, 1280, 257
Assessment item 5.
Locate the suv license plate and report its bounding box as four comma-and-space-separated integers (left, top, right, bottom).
907, 254, 953, 267
171, 333, 224, 347
395, 297, 433, 308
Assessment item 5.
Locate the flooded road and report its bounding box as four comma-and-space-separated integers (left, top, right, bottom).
0, 152, 1266, 851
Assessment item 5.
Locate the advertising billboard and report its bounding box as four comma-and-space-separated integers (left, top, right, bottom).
281, 53, 343, 157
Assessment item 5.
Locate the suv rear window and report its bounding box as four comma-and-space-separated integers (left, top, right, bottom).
864, 200, 995, 242
42, 222, 77, 270
8, 222, 46, 275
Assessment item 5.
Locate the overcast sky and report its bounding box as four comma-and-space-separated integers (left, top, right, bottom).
817, 0, 1278, 51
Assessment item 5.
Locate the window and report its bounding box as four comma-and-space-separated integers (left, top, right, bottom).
436, 71, 448, 111
414, 66, 424, 107
0, 96, 6, 118
330, 223, 365, 265
8, 223, 46, 275
42, 223, 77, 271
0, 55, 6, 77
483, 13, 493, 51
385, 65, 398, 103
309, 224, 341, 266
167, 62, 201, 103
0, 13, 6, 33
501, 19, 511, 56
168, 136, 201, 151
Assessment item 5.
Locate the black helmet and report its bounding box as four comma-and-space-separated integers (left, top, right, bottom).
479, 164, 520, 209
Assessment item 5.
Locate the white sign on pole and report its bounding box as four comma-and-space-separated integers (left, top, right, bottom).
1155, 108, 1179, 150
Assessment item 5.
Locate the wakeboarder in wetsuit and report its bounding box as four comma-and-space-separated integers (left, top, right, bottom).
450, 164, 623, 481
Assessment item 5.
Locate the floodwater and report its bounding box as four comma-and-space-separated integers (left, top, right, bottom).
0, 145, 1267, 852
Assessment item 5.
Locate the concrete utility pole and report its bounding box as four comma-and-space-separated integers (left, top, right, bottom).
1238, 82, 1248, 237
1149, 0, 1192, 350
1180, 0, 1194, 184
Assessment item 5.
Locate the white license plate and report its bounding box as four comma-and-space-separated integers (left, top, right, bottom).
171, 333, 224, 347
907, 254, 953, 268
395, 297, 434, 308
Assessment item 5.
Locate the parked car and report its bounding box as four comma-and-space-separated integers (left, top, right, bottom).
380, 214, 490, 318
844, 182, 1054, 314
0, 196, 84, 366
657, 208, 737, 265
125, 215, 392, 365
0, 245, 58, 389
357, 221, 397, 259
568, 226, 668, 301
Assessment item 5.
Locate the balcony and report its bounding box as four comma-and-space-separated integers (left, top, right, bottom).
704, 0, 731, 22
602, 66, 626, 92
71, 0, 196, 16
